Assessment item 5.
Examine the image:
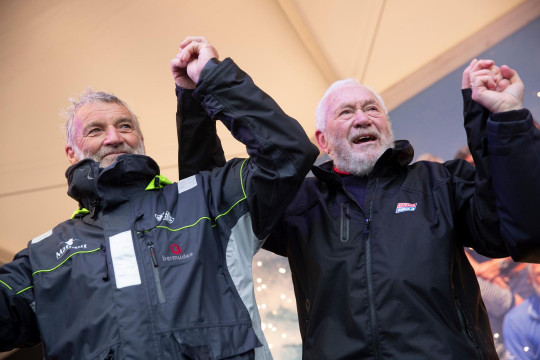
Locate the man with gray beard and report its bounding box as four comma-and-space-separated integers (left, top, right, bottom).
0, 37, 318, 359
64, 89, 147, 168
176, 58, 540, 359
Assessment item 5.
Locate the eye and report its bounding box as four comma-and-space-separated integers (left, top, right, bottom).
365, 105, 380, 114
85, 128, 103, 137
118, 123, 134, 133
338, 109, 353, 117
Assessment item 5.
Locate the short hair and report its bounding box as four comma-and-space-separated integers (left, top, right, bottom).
63, 88, 142, 147
315, 79, 388, 131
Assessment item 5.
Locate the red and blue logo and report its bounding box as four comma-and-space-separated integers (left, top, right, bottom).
395, 202, 417, 213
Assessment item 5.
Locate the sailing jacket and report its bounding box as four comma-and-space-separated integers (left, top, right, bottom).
175, 86, 540, 359
0, 58, 318, 359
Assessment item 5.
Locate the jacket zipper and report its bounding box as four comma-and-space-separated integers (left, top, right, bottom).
365, 178, 382, 360
452, 288, 483, 358
100, 245, 110, 281
340, 203, 350, 242
147, 241, 166, 304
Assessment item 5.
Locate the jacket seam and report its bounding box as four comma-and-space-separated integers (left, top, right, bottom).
32, 247, 101, 276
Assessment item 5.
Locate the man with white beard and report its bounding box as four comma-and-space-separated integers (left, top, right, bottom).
176, 58, 540, 359
313, 79, 395, 176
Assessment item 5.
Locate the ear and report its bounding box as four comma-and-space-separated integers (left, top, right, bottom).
65, 144, 79, 165
315, 130, 330, 154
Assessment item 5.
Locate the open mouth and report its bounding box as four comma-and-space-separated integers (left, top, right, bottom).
352, 135, 377, 144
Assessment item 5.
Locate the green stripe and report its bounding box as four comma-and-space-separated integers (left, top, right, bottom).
239, 158, 247, 197
32, 248, 101, 276
0, 280, 12, 291
156, 216, 215, 232
16, 286, 34, 295
155, 158, 249, 233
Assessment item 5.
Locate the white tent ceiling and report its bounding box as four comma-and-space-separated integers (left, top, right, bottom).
0, 0, 539, 261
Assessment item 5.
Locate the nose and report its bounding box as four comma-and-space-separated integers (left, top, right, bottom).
103, 125, 125, 146
352, 110, 371, 128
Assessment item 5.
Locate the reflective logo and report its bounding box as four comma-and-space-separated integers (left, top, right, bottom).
155, 211, 174, 224
395, 202, 417, 213
56, 238, 88, 260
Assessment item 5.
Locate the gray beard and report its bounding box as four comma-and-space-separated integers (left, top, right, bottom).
329, 130, 394, 176
74, 141, 145, 168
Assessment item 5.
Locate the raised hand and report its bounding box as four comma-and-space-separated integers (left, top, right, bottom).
170, 36, 219, 89
462, 59, 524, 113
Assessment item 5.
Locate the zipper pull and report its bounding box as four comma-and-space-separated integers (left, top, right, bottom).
343, 203, 351, 218
340, 204, 350, 242
364, 218, 371, 240
148, 242, 159, 268
100, 245, 109, 281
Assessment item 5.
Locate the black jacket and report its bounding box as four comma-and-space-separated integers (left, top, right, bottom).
176, 82, 540, 359
0, 58, 318, 359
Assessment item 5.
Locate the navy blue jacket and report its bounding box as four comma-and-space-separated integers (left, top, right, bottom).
174, 85, 540, 359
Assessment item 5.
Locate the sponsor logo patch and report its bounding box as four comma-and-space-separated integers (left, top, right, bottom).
155, 211, 175, 224
56, 238, 87, 260
161, 242, 193, 265
395, 202, 417, 213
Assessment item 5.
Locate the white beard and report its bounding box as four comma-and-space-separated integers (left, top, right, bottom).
328, 126, 394, 176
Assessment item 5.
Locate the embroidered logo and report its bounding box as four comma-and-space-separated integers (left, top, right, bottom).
170, 244, 182, 254
395, 202, 417, 213
155, 211, 175, 224
56, 238, 87, 260
161, 242, 193, 264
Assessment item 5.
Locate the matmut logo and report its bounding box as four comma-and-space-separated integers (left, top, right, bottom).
395, 202, 417, 213
56, 238, 87, 260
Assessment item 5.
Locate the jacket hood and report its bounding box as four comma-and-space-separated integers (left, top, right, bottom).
65, 154, 160, 212
312, 139, 414, 182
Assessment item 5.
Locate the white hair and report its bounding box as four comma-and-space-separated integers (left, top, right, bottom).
315, 78, 388, 131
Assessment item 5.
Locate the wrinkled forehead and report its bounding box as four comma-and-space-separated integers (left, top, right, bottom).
74, 101, 134, 125
326, 85, 380, 111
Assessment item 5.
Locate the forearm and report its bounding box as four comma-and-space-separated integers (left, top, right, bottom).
193, 58, 318, 237
176, 86, 226, 179
459, 89, 507, 256
488, 108, 540, 262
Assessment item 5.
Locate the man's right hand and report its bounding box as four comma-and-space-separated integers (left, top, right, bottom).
462, 59, 524, 113
171, 36, 219, 89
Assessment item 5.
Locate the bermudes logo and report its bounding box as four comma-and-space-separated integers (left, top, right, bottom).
56, 238, 87, 260
170, 244, 182, 254
162, 242, 193, 264
155, 211, 174, 224
395, 202, 417, 213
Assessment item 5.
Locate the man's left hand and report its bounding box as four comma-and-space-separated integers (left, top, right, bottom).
170, 36, 219, 88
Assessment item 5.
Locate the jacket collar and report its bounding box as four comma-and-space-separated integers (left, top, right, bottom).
312, 140, 414, 184
65, 154, 160, 214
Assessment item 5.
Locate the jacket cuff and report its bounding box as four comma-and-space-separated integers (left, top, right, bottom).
461, 88, 472, 100
488, 109, 533, 135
